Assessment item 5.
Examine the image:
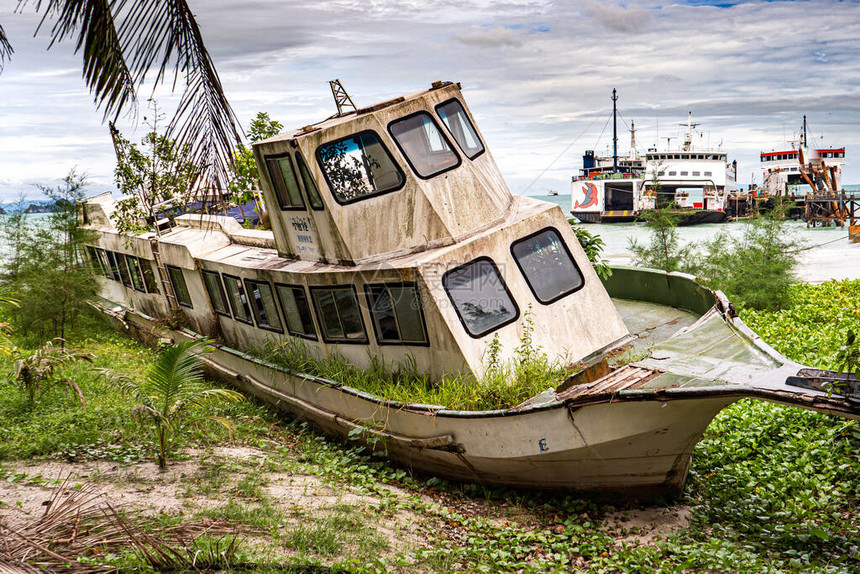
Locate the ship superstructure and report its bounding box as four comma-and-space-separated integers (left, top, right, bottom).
83, 82, 628, 381
761, 116, 845, 196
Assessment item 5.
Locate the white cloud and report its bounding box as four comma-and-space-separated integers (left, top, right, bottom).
584, 1, 652, 33
1, 0, 860, 201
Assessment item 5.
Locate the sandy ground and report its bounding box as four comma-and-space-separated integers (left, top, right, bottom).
0, 445, 692, 567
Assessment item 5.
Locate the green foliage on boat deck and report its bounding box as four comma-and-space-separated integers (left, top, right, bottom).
256, 308, 568, 411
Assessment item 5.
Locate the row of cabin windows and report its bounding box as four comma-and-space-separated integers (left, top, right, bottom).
181, 226, 583, 343
86, 246, 160, 295
819, 151, 845, 159
762, 153, 798, 162
666, 171, 713, 177
266, 98, 485, 209
649, 153, 726, 161
200, 270, 430, 346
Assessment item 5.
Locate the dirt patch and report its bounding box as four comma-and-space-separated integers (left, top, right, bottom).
604, 504, 693, 545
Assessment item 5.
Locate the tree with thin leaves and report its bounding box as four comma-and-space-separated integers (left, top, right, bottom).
0, 1, 242, 196
101, 339, 244, 471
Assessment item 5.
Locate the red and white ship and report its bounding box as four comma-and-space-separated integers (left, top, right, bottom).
761, 116, 845, 195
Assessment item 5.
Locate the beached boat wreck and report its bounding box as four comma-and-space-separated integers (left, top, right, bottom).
82, 82, 859, 497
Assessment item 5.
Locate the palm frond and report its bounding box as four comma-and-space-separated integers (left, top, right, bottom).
114, 0, 242, 193
0, 22, 13, 72
171, 387, 243, 418
145, 338, 212, 412
36, 0, 136, 120
31, 0, 242, 196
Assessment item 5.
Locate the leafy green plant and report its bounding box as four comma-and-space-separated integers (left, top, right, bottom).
628, 207, 695, 272
569, 223, 612, 280
10, 338, 92, 409
229, 111, 284, 222
692, 205, 801, 311
101, 339, 244, 470
111, 102, 199, 237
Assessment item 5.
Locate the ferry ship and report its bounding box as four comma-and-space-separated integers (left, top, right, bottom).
571, 92, 736, 224
761, 116, 845, 196
82, 82, 859, 496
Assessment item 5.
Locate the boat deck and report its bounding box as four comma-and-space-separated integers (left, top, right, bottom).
612, 297, 700, 355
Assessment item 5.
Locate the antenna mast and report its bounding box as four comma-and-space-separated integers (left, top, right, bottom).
612, 89, 618, 173
329, 79, 356, 116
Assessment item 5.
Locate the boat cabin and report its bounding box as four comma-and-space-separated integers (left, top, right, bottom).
83, 82, 629, 380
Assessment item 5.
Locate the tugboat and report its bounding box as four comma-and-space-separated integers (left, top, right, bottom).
83, 81, 859, 497
571, 90, 736, 225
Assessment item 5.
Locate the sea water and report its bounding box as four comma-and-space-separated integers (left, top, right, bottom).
532, 187, 860, 283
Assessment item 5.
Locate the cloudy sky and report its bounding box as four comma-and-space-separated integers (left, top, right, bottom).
1, 0, 858, 202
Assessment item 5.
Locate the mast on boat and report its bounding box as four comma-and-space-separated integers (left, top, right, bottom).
612, 88, 618, 173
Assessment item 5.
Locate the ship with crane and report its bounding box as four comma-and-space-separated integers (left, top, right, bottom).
571, 90, 737, 224
757, 116, 855, 227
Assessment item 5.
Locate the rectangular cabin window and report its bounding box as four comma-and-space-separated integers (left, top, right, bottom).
311, 286, 367, 343
680, 171, 689, 176
265, 154, 305, 210
365, 284, 428, 345
296, 153, 324, 210
140, 259, 160, 294
704, 171, 712, 176
117, 253, 133, 288
97, 249, 114, 280
245, 279, 283, 333
692, 171, 701, 177
126, 256, 146, 292
668, 171, 677, 176
443, 257, 519, 338
511, 228, 584, 304
202, 270, 230, 317
276, 284, 317, 339
166, 265, 193, 308
389, 112, 460, 179
86, 246, 103, 275
316, 131, 405, 204
223, 274, 253, 324
435, 99, 485, 159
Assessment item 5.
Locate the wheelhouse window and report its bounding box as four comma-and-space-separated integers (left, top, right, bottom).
316, 131, 404, 204
245, 279, 283, 333
310, 286, 367, 343
296, 153, 324, 210
126, 256, 146, 292
265, 154, 305, 210
443, 258, 518, 337
435, 99, 485, 159
222, 275, 253, 324
276, 284, 317, 339
365, 284, 428, 345
166, 266, 193, 308
202, 271, 230, 317
388, 112, 460, 179
511, 228, 584, 304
